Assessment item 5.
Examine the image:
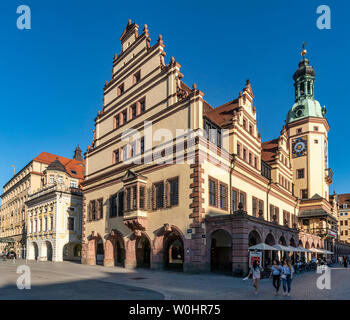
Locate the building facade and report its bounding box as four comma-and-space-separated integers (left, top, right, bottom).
335, 193, 350, 243
0, 148, 83, 259
26, 152, 84, 262
81, 21, 350, 274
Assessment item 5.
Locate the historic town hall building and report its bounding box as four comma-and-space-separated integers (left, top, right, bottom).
81, 20, 350, 273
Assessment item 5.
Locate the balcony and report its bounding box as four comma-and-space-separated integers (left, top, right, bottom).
27, 184, 82, 201
301, 226, 337, 238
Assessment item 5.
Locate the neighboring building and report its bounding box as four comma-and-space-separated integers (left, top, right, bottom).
0, 147, 83, 259
81, 20, 350, 273
335, 193, 350, 243
26, 150, 84, 261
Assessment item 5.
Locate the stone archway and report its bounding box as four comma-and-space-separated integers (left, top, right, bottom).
136, 235, 151, 268
104, 233, 125, 267
265, 233, 277, 263
279, 236, 287, 245
28, 242, 39, 260
248, 230, 261, 247
210, 229, 232, 274
96, 237, 104, 265
163, 230, 184, 271
46, 241, 53, 261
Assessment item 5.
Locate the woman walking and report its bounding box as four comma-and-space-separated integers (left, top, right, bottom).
269, 259, 282, 295
246, 260, 262, 295
281, 260, 294, 296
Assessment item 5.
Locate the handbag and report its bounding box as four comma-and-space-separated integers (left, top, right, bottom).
281, 274, 287, 280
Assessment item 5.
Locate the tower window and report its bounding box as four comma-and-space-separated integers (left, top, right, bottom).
307, 82, 311, 94
297, 128, 302, 134
133, 70, 141, 84
297, 168, 304, 179
118, 83, 124, 96
314, 126, 319, 131
301, 189, 308, 199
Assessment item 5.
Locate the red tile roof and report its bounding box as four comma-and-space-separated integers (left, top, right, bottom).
33, 152, 85, 182
204, 99, 239, 127
261, 138, 279, 163
336, 193, 350, 206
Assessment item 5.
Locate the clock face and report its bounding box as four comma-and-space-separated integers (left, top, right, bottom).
294, 105, 305, 118
292, 136, 308, 158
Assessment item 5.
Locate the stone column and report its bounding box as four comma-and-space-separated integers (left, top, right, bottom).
124, 238, 136, 269
231, 212, 249, 275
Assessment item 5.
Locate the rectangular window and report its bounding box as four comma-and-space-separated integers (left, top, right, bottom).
130, 142, 136, 158
122, 146, 128, 161
133, 70, 141, 84
118, 191, 124, 216
243, 119, 247, 130
114, 150, 120, 164
209, 179, 217, 207
252, 197, 257, 217
249, 124, 253, 135
258, 200, 264, 217
232, 189, 238, 211
219, 184, 227, 210
110, 194, 118, 217
140, 99, 146, 113
114, 115, 120, 128
237, 144, 241, 157
314, 126, 319, 131
243, 148, 247, 161
67, 217, 74, 231
139, 186, 145, 209
118, 83, 124, 96
98, 198, 103, 219
169, 177, 179, 206
140, 137, 145, 154
126, 188, 131, 211
155, 182, 164, 209
49, 175, 54, 184
239, 192, 246, 210
131, 104, 137, 119
254, 157, 258, 169
58, 176, 63, 184
132, 185, 137, 209
122, 110, 127, 124
297, 128, 302, 134
301, 189, 308, 199
70, 180, 77, 188
270, 205, 274, 222
249, 153, 252, 165
297, 168, 305, 179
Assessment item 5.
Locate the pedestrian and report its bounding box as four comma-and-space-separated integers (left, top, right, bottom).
281, 259, 294, 296
269, 259, 282, 295
344, 256, 348, 268
246, 260, 262, 295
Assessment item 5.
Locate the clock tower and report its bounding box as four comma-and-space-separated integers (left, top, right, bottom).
285, 52, 332, 202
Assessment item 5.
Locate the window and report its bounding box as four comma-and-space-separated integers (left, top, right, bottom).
118, 83, 124, 96
243, 119, 247, 130
126, 188, 131, 211
131, 104, 137, 119
249, 153, 252, 165
237, 144, 241, 157
254, 157, 258, 169
243, 148, 247, 161
301, 189, 308, 199
204, 119, 222, 148
239, 192, 246, 210
297, 128, 302, 134
297, 169, 304, 179
49, 175, 54, 184
343, 204, 348, 209
118, 191, 124, 216
258, 200, 264, 217
58, 176, 63, 184
139, 186, 145, 209
110, 194, 118, 217
67, 217, 74, 231
219, 184, 227, 210
252, 197, 257, 217
140, 99, 146, 114
209, 179, 217, 207
140, 137, 145, 154
122, 110, 127, 124
114, 150, 120, 164
122, 146, 128, 161
155, 182, 164, 209
130, 142, 136, 158
314, 139, 318, 144
169, 177, 179, 206
114, 115, 120, 128
133, 70, 141, 84
249, 124, 253, 135
314, 126, 319, 131
232, 189, 238, 211
70, 180, 78, 188
131, 185, 137, 209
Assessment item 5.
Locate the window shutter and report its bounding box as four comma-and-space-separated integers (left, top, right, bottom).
165, 180, 170, 207
88, 201, 92, 221
109, 197, 112, 218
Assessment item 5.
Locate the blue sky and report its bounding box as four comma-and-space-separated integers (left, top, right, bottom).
0, 0, 349, 195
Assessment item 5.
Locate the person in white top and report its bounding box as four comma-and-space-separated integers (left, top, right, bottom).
246, 260, 262, 295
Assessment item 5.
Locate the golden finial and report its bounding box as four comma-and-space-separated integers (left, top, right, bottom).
301, 41, 307, 58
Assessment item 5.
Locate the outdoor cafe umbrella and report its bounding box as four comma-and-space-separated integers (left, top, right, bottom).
287, 246, 301, 252
272, 244, 292, 251
309, 248, 324, 253
248, 243, 278, 251
297, 246, 311, 253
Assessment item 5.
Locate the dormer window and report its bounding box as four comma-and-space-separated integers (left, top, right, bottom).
49, 175, 54, 184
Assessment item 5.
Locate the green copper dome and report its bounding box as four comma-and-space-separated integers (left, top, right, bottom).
286, 57, 326, 124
